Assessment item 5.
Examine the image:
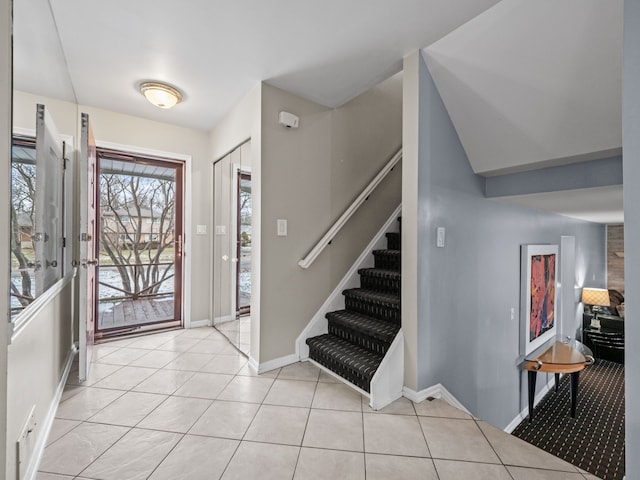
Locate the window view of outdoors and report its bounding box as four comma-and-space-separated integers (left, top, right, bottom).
97, 158, 178, 330
238, 174, 251, 311
10, 138, 37, 316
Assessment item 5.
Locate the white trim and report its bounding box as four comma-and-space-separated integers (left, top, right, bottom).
93, 140, 192, 329
369, 329, 404, 410
308, 358, 371, 397
188, 319, 212, 329
248, 355, 259, 372
402, 383, 472, 415
504, 376, 556, 433
214, 315, 235, 325
13, 126, 35, 137
299, 148, 402, 268
24, 345, 76, 480
257, 353, 299, 373
9, 271, 75, 343
295, 205, 402, 359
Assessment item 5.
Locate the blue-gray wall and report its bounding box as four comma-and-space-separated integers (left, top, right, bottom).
623, 1, 640, 478
416, 52, 607, 429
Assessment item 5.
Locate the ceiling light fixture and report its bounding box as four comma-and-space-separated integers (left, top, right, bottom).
139, 81, 183, 109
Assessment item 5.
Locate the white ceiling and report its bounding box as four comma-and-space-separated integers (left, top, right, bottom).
423, 0, 623, 176
12, 0, 625, 224
495, 185, 624, 224
14, 0, 499, 131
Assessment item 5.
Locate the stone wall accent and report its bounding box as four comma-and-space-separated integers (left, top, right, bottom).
607, 224, 624, 293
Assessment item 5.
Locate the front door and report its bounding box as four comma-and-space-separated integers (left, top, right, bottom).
95, 149, 184, 338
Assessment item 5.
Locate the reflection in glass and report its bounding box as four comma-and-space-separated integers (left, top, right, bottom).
10, 137, 37, 316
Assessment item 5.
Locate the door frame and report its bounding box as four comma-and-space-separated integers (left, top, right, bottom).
94, 140, 194, 328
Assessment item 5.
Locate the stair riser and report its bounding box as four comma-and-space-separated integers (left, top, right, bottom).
373, 252, 400, 270
344, 297, 400, 324
359, 275, 400, 294
328, 323, 392, 356
308, 348, 372, 392
386, 232, 400, 250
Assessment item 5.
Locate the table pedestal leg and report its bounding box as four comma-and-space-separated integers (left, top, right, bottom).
570, 371, 580, 418
555, 373, 560, 392
528, 370, 537, 422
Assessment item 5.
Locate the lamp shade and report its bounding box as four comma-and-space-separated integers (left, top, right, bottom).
139, 82, 182, 109
581, 287, 610, 307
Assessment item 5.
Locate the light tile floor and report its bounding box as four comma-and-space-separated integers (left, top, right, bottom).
37, 327, 602, 480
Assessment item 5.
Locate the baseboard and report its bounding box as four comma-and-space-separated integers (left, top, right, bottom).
403, 383, 472, 415
188, 319, 212, 329
213, 315, 234, 325
257, 353, 299, 373
24, 345, 77, 480
504, 376, 556, 433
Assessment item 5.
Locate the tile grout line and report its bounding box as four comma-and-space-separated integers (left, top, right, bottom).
290, 376, 321, 479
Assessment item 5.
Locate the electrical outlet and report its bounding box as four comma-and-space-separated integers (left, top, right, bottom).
17, 406, 37, 479
510, 307, 515, 321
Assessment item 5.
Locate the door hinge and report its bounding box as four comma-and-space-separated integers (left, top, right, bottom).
62, 141, 68, 169
62, 237, 66, 248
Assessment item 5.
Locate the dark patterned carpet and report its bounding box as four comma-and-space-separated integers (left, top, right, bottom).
512, 360, 625, 480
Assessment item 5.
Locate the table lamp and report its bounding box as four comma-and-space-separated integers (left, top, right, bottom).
581, 287, 610, 329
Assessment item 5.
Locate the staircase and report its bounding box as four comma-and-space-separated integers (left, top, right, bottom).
306, 218, 401, 393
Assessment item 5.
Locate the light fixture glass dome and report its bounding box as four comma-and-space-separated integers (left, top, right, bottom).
139, 82, 183, 109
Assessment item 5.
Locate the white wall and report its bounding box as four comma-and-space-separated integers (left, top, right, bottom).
77, 104, 211, 324
9, 92, 77, 479
8, 91, 211, 478
1, 0, 12, 472
6, 282, 74, 478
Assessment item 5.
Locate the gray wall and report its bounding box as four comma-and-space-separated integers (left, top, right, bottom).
623, 1, 640, 478
414, 52, 606, 429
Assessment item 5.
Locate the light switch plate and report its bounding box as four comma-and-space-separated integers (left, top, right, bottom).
215, 225, 226, 235
436, 227, 445, 248
196, 224, 207, 235
277, 219, 287, 236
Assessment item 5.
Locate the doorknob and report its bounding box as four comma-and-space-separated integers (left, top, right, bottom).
81, 259, 98, 268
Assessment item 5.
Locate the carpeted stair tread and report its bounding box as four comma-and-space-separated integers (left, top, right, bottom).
342, 288, 400, 305
326, 310, 400, 355
306, 334, 383, 392
357, 268, 401, 279
386, 232, 400, 250
372, 249, 401, 270
357, 268, 401, 294
342, 288, 401, 324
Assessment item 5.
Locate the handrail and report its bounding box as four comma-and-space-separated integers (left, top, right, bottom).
299, 148, 402, 269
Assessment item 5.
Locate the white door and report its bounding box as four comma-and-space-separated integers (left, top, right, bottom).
78, 113, 97, 382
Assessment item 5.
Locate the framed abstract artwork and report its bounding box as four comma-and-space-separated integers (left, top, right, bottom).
520, 244, 558, 355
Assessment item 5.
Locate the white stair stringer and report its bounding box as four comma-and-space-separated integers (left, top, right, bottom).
369, 328, 404, 410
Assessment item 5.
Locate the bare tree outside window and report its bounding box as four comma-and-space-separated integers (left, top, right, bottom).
99, 171, 175, 303
10, 139, 37, 313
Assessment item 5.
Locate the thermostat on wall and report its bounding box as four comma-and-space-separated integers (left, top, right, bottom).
279, 111, 299, 129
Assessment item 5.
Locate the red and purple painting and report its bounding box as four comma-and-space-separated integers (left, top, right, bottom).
529, 253, 556, 342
